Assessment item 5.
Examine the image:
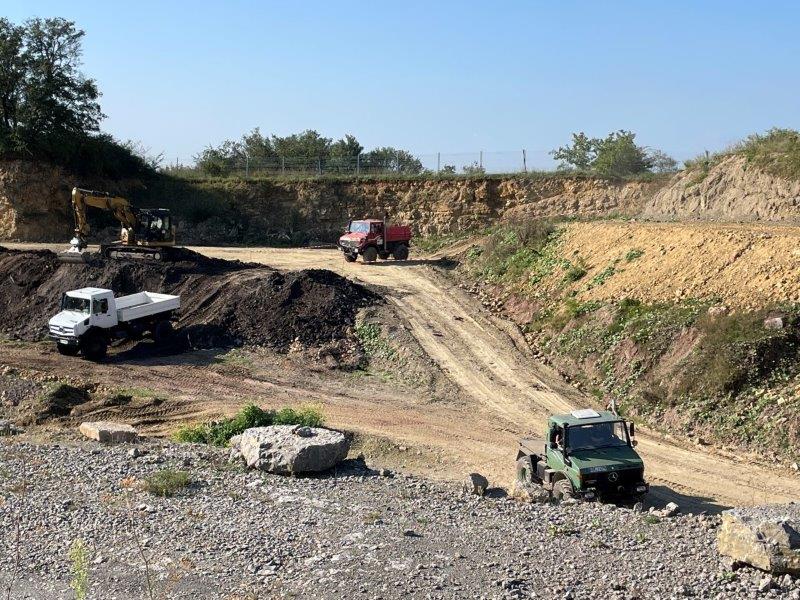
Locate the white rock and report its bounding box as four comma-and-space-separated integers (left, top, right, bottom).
717, 504, 800, 575
79, 421, 138, 444
230, 425, 349, 474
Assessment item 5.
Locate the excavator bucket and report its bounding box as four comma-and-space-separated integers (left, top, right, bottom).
58, 249, 90, 264
57, 239, 90, 264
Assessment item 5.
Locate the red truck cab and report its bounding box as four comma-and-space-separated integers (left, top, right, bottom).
338, 218, 412, 263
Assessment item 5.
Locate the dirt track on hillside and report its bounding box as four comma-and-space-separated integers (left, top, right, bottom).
4, 241, 800, 511
188, 245, 800, 511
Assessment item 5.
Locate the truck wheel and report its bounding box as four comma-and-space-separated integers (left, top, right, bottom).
553, 478, 575, 501
153, 320, 174, 344
80, 332, 107, 361
516, 457, 534, 484
344, 253, 357, 263
362, 247, 378, 263
378, 251, 390, 260
56, 344, 79, 356
392, 244, 409, 261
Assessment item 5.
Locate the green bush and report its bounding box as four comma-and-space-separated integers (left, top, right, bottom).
625, 249, 644, 262
143, 470, 190, 497
173, 403, 325, 446
563, 262, 587, 282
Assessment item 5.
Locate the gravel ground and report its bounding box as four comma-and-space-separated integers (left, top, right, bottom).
0, 438, 798, 599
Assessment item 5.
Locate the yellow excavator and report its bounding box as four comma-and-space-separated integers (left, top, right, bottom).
59, 187, 177, 264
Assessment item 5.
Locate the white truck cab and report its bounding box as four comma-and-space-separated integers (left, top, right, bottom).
49, 287, 180, 360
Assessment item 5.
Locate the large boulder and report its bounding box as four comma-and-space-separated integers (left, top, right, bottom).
718, 504, 800, 575
231, 425, 349, 474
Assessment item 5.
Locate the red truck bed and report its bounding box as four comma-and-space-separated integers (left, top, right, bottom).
385, 225, 411, 242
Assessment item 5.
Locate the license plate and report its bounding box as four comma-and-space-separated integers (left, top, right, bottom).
59, 339, 69, 344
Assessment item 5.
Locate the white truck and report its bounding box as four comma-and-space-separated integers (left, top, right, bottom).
48, 287, 180, 360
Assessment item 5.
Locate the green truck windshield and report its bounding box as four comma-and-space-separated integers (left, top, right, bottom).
567, 421, 628, 451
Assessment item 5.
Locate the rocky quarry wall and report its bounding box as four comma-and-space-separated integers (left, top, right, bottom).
0, 160, 656, 244
3, 155, 800, 245
644, 155, 800, 222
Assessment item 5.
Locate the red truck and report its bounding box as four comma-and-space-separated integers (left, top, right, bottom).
338, 218, 412, 263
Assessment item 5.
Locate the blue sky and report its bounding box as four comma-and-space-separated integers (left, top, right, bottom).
6, 1, 800, 167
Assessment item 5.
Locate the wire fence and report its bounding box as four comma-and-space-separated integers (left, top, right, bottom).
167, 149, 560, 178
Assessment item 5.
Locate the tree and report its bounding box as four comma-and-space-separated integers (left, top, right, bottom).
648, 149, 679, 173
361, 146, 423, 174
21, 18, 102, 149
329, 134, 363, 158
551, 132, 596, 171
194, 140, 245, 176
591, 131, 653, 178
271, 129, 331, 159
551, 130, 654, 178
0, 17, 103, 158
0, 19, 26, 150
240, 127, 274, 163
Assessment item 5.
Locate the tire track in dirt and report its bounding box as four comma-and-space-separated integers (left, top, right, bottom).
5, 242, 800, 509
192, 245, 800, 510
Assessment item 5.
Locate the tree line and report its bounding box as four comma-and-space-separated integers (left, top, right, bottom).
186, 129, 424, 176
0, 17, 679, 180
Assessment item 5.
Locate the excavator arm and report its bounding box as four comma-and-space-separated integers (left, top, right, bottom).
70, 187, 137, 247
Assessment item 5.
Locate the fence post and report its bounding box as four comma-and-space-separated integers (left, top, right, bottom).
437, 152, 440, 173
317, 157, 322, 176
245, 156, 250, 178
356, 154, 360, 176
479, 150, 483, 169
522, 149, 527, 173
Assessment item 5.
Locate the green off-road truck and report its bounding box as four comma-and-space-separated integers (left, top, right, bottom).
516, 409, 649, 502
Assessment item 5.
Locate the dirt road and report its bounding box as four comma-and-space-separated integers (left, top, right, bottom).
175, 245, 797, 511
4, 242, 800, 510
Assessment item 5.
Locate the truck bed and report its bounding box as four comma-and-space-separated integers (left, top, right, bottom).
385, 225, 412, 242
116, 292, 180, 322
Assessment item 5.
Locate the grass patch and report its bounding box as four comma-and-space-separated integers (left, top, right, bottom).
563, 260, 587, 282
643, 514, 661, 525
625, 248, 644, 262
355, 322, 396, 360
470, 221, 560, 286
684, 128, 800, 181
143, 470, 191, 497
676, 309, 798, 398
173, 403, 325, 446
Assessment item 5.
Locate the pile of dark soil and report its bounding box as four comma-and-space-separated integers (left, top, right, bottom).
0, 248, 378, 350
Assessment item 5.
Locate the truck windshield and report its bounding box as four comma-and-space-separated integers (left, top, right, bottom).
62, 295, 90, 313
567, 422, 628, 451
349, 221, 369, 233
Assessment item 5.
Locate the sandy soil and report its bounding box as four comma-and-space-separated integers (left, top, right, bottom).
3, 239, 800, 511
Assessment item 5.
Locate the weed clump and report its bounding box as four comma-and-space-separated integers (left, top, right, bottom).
143, 470, 191, 497
174, 403, 325, 446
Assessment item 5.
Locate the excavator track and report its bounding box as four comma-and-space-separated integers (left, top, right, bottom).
101, 244, 171, 262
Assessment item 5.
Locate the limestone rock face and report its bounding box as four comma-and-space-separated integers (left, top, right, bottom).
717, 504, 800, 575
231, 425, 349, 474
644, 155, 800, 222
79, 421, 138, 444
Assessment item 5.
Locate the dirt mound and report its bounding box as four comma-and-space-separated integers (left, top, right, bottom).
0, 248, 378, 350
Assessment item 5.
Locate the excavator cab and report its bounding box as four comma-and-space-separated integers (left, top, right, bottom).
134, 209, 174, 244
